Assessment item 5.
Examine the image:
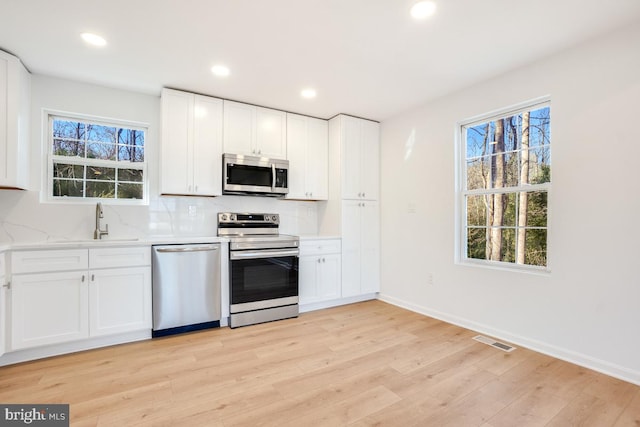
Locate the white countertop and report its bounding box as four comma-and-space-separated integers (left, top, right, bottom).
3, 234, 338, 251
7, 236, 228, 251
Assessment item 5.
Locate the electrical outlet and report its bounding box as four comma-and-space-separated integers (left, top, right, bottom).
427, 273, 434, 285
188, 205, 197, 217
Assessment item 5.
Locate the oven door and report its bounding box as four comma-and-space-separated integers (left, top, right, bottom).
229, 248, 299, 312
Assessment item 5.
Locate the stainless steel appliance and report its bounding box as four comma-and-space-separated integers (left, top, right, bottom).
222, 153, 289, 197
218, 213, 299, 328
152, 243, 221, 337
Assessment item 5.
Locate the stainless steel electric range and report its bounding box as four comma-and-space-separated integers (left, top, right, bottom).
218, 213, 299, 328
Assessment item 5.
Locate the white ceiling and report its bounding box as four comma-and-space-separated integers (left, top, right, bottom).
2, 0, 640, 121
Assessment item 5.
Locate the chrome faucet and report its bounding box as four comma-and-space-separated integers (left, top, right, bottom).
94, 202, 109, 239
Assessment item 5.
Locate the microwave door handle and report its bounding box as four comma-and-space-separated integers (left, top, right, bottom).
271, 163, 276, 192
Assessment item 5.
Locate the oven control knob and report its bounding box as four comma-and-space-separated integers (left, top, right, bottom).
221, 214, 227, 221
230, 214, 236, 221
272, 215, 278, 222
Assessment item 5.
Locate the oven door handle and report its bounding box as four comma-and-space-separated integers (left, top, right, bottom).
230, 248, 299, 260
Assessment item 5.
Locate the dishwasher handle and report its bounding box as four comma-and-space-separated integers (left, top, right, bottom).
155, 245, 219, 253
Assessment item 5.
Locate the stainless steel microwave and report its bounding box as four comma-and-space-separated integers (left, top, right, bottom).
222, 153, 289, 197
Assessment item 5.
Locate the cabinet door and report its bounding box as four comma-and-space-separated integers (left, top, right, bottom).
307, 117, 329, 200
193, 95, 223, 195
0, 51, 30, 189
285, 113, 308, 199
298, 255, 320, 304
360, 201, 380, 293
12, 271, 88, 350
161, 89, 192, 194
341, 116, 363, 200
89, 267, 151, 337
360, 120, 380, 200
0, 274, 5, 357
341, 200, 362, 297
256, 107, 286, 158
223, 100, 256, 155
318, 253, 341, 300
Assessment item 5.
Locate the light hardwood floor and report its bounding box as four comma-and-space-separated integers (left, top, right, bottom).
1, 300, 639, 426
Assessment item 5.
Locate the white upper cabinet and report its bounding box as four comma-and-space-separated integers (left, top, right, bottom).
160, 88, 223, 196
224, 100, 286, 159
0, 50, 30, 190
340, 116, 380, 200
286, 113, 328, 200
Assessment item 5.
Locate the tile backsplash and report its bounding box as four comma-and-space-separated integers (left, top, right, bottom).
0, 190, 319, 244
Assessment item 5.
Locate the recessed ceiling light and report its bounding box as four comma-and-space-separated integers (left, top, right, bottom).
301, 88, 317, 99
211, 65, 230, 77
410, 1, 437, 20
80, 32, 107, 47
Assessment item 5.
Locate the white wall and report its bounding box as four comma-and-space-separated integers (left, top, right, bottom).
379, 22, 640, 384
0, 75, 318, 243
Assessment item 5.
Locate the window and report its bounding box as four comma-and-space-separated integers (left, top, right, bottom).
458, 99, 550, 269
47, 114, 147, 203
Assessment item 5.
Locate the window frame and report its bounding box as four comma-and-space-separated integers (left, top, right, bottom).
42, 110, 149, 205
455, 97, 551, 273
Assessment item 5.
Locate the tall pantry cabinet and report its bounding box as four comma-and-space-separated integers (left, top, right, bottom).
319, 114, 380, 298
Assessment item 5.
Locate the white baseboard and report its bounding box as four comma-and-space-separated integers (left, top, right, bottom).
0, 330, 151, 367
378, 293, 640, 386
300, 293, 378, 313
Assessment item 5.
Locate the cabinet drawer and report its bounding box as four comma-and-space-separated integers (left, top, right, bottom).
12, 249, 88, 274
90, 246, 151, 269
300, 239, 341, 256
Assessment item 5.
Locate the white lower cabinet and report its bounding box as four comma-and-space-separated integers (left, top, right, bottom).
9, 246, 151, 351
11, 271, 89, 350
299, 239, 341, 305
89, 267, 151, 337
1, 253, 7, 356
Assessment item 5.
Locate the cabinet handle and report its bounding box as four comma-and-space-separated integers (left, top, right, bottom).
2, 281, 10, 290
91, 274, 95, 282
317, 258, 321, 263
363, 192, 366, 198
81, 275, 85, 282
322, 258, 326, 263
195, 185, 198, 192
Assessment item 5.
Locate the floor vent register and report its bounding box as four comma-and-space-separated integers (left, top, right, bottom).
473, 335, 517, 352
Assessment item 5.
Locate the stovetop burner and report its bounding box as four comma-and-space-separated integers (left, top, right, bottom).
217, 212, 299, 250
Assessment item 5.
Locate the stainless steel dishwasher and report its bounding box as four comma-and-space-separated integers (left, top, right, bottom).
152, 243, 221, 337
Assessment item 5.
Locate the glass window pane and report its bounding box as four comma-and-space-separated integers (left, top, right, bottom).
118, 168, 143, 183
527, 146, 551, 184
502, 193, 517, 226
504, 152, 518, 187
486, 227, 515, 263
466, 195, 487, 226
87, 166, 116, 181
118, 145, 145, 162
118, 129, 145, 147
53, 120, 85, 139
117, 182, 143, 199
528, 106, 551, 148
524, 229, 547, 266
467, 228, 486, 260
86, 181, 115, 198
526, 191, 548, 227
53, 163, 84, 179
466, 156, 491, 190
86, 124, 116, 143
53, 179, 84, 197
466, 122, 493, 159
87, 142, 117, 160
53, 139, 85, 157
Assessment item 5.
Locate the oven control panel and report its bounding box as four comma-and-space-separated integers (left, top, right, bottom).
218, 213, 279, 224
